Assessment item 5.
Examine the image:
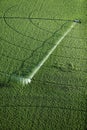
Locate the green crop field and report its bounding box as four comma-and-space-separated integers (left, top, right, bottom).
0, 0, 87, 130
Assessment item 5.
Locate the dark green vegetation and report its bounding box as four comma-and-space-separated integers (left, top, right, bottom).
0, 0, 87, 130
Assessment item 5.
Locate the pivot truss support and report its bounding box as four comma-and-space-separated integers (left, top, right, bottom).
74, 19, 81, 24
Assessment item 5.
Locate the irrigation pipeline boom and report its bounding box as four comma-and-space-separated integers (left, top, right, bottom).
21, 22, 77, 85
11, 20, 80, 85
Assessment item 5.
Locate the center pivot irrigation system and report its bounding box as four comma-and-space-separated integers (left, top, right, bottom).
10, 19, 81, 85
